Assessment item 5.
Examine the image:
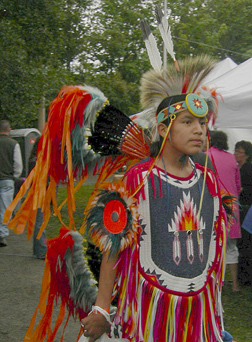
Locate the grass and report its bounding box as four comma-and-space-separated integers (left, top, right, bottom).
222, 269, 252, 342
46, 183, 94, 238
46, 185, 252, 341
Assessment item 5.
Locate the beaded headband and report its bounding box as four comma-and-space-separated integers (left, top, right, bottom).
156, 93, 208, 123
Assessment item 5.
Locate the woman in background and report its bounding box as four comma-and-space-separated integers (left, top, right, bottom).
208, 131, 241, 292
234, 140, 252, 286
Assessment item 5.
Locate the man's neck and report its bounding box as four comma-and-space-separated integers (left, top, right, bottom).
156, 152, 193, 178
0, 131, 9, 135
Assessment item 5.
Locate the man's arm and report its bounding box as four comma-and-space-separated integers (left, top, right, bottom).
13, 143, 23, 178
81, 253, 118, 342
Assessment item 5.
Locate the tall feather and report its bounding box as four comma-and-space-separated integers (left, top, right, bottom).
155, 5, 179, 71
140, 19, 162, 72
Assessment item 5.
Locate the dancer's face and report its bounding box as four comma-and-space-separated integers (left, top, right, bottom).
158, 110, 207, 157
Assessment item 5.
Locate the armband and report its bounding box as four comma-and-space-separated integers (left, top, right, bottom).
89, 305, 112, 324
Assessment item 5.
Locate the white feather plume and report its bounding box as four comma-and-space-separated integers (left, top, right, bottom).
140, 19, 162, 72
155, 5, 177, 66
78, 85, 108, 130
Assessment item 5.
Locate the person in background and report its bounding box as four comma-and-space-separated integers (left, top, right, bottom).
0, 119, 23, 247
28, 136, 47, 259
208, 131, 241, 292
234, 140, 252, 286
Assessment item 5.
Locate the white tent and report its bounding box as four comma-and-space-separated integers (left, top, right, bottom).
204, 57, 252, 129
201, 57, 252, 151
202, 57, 237, 84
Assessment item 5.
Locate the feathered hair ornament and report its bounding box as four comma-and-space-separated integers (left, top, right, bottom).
137, 5, 219, 141
155, 5, 179, 71
140, 5, 179, 72
140, 19, 162, 72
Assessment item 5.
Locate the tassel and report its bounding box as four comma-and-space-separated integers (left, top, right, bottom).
186, 232, 194, 264
173, 234, 181, 265
4, 85, 108, 236
198, 230, 204, 262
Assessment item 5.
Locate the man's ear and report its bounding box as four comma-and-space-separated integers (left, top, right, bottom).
157, 122, 168, 139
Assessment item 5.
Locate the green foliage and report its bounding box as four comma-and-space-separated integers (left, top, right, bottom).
211, 0, 252, 62
76, 0, 160, 113
84, 72, 141, 115
168, 0, 252, 63
47, 184, 94, 236
0, 0, 89, 127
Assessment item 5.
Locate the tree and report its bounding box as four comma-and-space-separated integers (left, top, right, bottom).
1, 0, 252, 127
77, 0, 252, 115
166, 0, 252, 63
76, 0, 161, 115
0, 0, 90, 127
210, 0, 252, 63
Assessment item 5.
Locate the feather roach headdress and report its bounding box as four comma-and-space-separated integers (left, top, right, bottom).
139, 55, 219, 142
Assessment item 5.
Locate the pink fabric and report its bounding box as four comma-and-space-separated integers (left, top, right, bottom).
208, 147, 241, 238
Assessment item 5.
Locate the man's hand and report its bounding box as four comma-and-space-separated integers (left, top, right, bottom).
81, 312, 110, 342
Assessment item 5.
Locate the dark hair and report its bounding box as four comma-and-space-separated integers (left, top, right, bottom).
0, 119, 10, 132
157, 94, 186, 115
210, 131, 228, 151
150, 140, 162, 157
235, 140, 252, 162
156, 94, 186, 125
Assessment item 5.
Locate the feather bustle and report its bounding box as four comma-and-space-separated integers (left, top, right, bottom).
4, 85, 108, 235
23, 228, 97, 342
